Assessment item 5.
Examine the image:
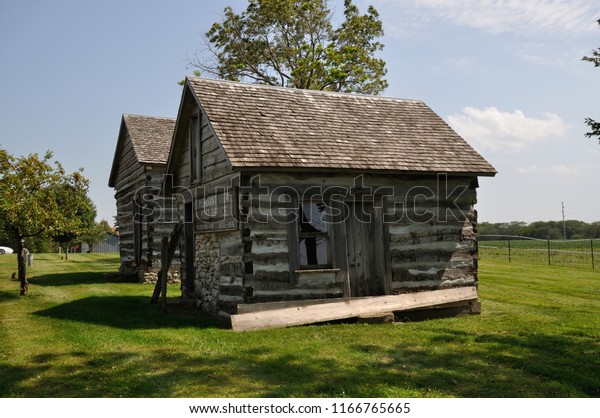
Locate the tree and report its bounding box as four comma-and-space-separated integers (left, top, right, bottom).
192, 0, 388, 94
79, 218, 116, 254
477, 220, 600, 239
99, 219, 114, 234
25, 234, 54, 253
80, 221, 108, 254
583, 18, 600, 142
0, 148, 89, 295
51, 182, 99, 258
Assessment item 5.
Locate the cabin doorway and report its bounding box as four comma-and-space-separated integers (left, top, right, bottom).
345, 202, 392, 297
184, 202, 195, 296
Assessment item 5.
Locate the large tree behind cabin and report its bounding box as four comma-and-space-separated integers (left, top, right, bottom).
189, 0, 388, 95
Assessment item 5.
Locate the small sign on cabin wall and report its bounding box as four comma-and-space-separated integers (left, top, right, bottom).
195, 188, 238, 232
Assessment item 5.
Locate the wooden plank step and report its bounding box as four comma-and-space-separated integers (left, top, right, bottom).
357, 312, 395, 324
231, 286, 478, 332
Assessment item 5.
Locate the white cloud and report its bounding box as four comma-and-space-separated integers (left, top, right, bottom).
411, 0, 600, 36
447, 107, 567, 152
516, 165, 582, 176
365, 0, 433, 39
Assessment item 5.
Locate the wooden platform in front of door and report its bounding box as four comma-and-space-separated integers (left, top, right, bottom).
231, 286, 478, 332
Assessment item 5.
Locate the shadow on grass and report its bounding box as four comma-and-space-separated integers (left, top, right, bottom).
29, 272, 128, 287
0, 290, 20, 302
351, 330, 600, 398
1, 328, 598, 398
34, 296, 226, 330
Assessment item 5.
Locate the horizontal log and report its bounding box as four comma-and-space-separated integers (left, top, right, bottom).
237, 296, 344, 314
246, 288, 344, 304
392, 266, 474, 283
392, 278, 475, 289
244, 235, 288, 246
390, 230, 463, 246
231, 286, 478, 331
244, 252, 289, 264
251, 241, 288, 254
244, 279, 296, 291
113, 167, 146, 192
392, 267, 443, 282
296, 271, 337, 287
248, 172, 477, 190
391, 261, 451, 271
189, 172, 240, 195
391, 251, 456, 266
220, 261, 244, 276
221, 245, 244, 258
203, 161, 230, 182
388, 223, 462, 236
246, 270, 290, 282
219, 284, 245, 298
247, 226, 287, 238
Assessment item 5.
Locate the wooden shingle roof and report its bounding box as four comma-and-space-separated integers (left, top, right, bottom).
108, 114, 175, 187
188, 77, 496, 175
122, 114, 175, 164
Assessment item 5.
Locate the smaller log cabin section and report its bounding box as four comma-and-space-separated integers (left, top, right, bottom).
108, 114, 178, 280
159, 77, 496, 330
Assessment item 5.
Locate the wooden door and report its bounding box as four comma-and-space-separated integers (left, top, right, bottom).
346, 202, 392, 297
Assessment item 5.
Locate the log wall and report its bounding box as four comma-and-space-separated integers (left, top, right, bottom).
239, 171, 479, 305
113, 135, 146, 274
112, 135, 180, 278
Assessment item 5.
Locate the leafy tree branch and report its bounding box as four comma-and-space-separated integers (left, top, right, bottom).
583, 18, 600, 142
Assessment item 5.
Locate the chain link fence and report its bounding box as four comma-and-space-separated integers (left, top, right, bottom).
479, 235, 599, 270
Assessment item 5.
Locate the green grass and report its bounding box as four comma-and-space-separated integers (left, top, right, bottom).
0, 253, 598, 397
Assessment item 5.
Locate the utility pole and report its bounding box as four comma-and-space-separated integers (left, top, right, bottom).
561, 201, 566, 239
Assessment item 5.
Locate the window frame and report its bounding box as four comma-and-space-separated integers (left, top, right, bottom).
189, 113, 202, 183
297, 201, 332, 270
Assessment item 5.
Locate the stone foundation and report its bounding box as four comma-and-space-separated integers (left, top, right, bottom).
140, 270, 181, 285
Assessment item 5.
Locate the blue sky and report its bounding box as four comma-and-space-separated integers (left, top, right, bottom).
1, 0, 599, 224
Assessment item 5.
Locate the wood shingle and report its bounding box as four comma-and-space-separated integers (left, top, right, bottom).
187, 77, 496, 175
121, 114, 176, 165
108, 114, 175, 188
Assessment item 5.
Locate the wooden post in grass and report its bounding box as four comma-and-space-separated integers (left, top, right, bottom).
591, 239, 595, 270
160, 236, 168, 313
547, 238, 552, 266
508, 237, 511, 263
151, 223, 183, 307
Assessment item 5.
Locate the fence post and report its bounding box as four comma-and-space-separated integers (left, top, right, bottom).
508, 237, 511, 263
592, 239, 595, 270
547, 238, 551, 266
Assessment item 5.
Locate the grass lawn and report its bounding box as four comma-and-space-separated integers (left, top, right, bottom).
0, 253, 598, 397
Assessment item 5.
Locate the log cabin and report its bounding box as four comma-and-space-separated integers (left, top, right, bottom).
160, 77, 496, 330
109, 114, 178, 280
